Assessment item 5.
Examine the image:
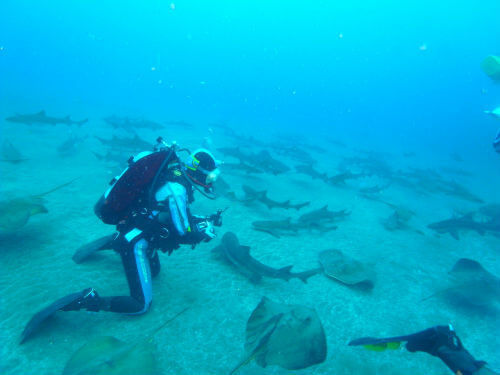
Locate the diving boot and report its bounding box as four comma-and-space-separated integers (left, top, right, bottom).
60, 287, 101, 312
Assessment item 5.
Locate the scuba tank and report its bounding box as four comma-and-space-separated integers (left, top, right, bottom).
94, 138, 176, 225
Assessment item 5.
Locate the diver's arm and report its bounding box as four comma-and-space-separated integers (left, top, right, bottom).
156, 182, 216, 244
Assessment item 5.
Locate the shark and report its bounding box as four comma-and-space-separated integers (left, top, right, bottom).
252, 218, 299, 238
248, 150, 290, 175
297, 205, 350, 226
327, 171, 366, 186
211, 232, 319, 283
295, 164, 328, 181
241, 185, 310, 210
427, 213, 487, 240
6, 110, 88, 126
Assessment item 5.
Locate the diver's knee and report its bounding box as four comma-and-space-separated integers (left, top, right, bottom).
130, 300, 152, 315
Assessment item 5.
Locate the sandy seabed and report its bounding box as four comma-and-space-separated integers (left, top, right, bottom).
1, 120, 499, 375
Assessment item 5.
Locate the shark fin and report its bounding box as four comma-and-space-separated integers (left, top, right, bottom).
38, 110, 46, 115
278, 265, 294, 281
450, 230, 460, 240
279, 265, 293, 273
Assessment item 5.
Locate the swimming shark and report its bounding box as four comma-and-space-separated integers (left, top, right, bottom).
252, 218, 299, 238
241, 185, 310, 210
249, 150, 290, 175
212, 232, 319, 283
327, 171, 366, 186
251, 217, 337, 238
297, 205, 350, 226
427, 213, 487, 240
295, 164, 328, 181
6, 110, 88, 126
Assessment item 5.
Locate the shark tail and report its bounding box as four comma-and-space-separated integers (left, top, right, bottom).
294, 268, 323, 284
34, 177, 79, 198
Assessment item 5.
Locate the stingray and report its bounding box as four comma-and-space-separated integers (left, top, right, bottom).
0, 178, 76, 234
318, 249, 376, 290
423, 258, 500, 312
62, 307, 188, 375
230, 297, 326, 374
1, 139, 28, 163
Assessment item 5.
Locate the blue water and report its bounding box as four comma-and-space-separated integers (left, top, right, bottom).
1, 1, 500, 374
2, 1, 499, 147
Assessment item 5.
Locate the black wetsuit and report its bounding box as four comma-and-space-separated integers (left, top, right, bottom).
76, 171, 215, 315
405, 326, 487, 375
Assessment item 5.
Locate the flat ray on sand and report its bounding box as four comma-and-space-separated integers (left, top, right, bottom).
1, 139, 28, 163
0, 178, 77, 234
63, 307, 188, 375
423, 258, 500, 312
318, 249, 376, 290
230, 297, 326, 374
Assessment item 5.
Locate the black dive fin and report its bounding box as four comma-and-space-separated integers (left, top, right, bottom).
72, 234, 116, 264
20, 289, 89, 344
349, 334, 413, 347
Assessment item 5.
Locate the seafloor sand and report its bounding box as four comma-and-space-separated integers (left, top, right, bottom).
1, 120, 499, 375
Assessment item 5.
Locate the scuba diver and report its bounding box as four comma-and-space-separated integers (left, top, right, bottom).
21, 138, 223, 343
349, 324, 498, 375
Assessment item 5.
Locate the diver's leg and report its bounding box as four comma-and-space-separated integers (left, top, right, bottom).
21, 234, 153, 343
100, 236, 153, 314
62, 236, 153, 314
150, 250, 161, 278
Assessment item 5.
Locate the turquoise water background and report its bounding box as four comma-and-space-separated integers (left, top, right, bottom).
1, 1, 500, 375
2, 1, 500, 150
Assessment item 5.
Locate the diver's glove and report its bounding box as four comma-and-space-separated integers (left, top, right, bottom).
406, 325, 486, 375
